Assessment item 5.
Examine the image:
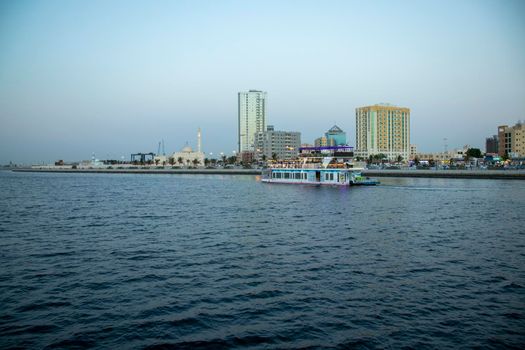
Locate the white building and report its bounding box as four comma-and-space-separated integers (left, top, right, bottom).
416, 145, 471, 163
171, 145, 205, 167
167, 128, 205, 167
238, 90, 267, 153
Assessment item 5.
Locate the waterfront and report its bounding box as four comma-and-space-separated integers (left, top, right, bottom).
11, 167, 525, 180
1, 171, 524, 349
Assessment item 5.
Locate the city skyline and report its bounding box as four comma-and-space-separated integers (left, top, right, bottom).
1, 0, 524, 164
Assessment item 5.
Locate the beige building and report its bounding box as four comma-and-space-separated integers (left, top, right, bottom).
355, 104, 410, 161
498, 122, 524, 158
314, 136, 334, 147
410, 144, 418, 160
416, 145, 470, 163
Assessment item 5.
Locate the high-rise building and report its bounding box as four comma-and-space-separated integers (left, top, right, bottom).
485, 135, 498, 154
355, 104, 410, 161
238, 90, 267, 153
498, 122, 524, 158
254, 125, 301, 161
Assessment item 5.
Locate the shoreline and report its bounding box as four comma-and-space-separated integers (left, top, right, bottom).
10, 168, 262, 175
9, 167, 525, 179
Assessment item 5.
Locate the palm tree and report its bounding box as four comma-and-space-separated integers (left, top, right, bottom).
192, 158, 200, 167
272, 152, 278, 161
376, 154, 387, 163
396, 155, 403, 163
177, 157, 184, 166
168, 157, 175, 166
204, 158, 210, 167
261, 154, 267, 162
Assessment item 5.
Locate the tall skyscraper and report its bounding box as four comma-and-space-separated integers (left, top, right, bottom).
355, 104, 410, 161
238, 90, 267, 153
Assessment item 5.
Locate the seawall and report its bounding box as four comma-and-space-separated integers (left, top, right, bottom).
361, 169, 525, 180
11, 168, 261, 175
10, 167, 525, 179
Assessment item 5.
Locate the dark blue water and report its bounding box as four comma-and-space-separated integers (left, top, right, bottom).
1, 171, 524, 349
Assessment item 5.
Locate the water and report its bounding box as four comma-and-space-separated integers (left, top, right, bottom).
1, 171, 524, 349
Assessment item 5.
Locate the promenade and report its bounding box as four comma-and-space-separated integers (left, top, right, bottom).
10, 167, 525, 179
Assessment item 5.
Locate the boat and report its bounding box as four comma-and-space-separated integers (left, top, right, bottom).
261, 146, 379, 186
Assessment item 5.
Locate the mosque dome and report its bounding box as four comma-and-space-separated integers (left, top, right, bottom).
182, 145, 193, 153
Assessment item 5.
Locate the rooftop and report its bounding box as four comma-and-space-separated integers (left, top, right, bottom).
327, 125, 344, 133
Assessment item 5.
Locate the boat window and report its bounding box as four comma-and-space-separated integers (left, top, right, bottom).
284, 172, 289, 179
295, 173, 301, 179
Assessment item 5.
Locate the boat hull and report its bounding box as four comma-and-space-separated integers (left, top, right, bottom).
261, 168, 379, 186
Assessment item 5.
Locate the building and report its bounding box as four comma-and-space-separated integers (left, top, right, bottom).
485, 135, 499, 154
169, 128, 205, 167
238, 90, 267, 153
355, 103, 410, 161
254, 125, 301, 161
314, 125, 347, 147
498, 123, 524, 158
410, 144, 418, 160
314, 136, 332, 147
171, 144, 205, 167
325, 125, 347, 145
416, 145, 470, 163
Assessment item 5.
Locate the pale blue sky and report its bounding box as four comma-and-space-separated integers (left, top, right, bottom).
1, 0, 524, 163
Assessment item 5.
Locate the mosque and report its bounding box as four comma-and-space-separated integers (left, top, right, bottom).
155, 128, 205, 167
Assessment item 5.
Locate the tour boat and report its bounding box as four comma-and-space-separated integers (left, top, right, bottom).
261, 146, 379, 186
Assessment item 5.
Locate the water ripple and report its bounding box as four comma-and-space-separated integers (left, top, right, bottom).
0, 172, 524, 349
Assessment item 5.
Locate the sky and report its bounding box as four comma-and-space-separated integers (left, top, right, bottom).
1, 0, 524, 164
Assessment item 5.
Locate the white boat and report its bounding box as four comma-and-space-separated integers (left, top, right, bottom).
261, 146, 379, 186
